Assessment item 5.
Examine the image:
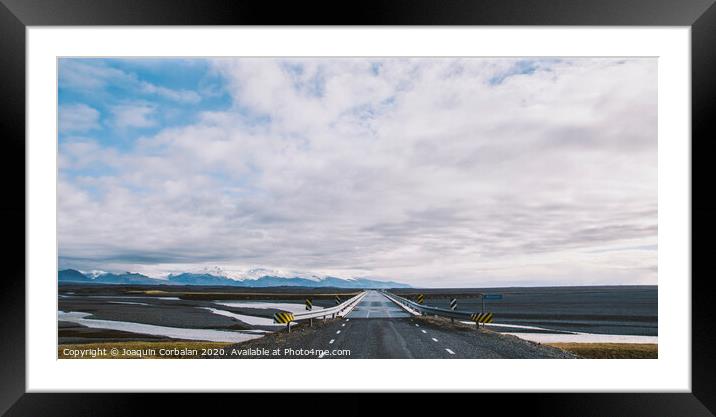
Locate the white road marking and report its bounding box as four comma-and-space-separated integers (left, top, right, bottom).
342, 323, 346, 327
445, 348, 455, 355
329, 339, 335, 344
415, 324, 419, 327
336, 330, 341, 334
346, 319, 350, 322
421, 329, 427, 334
432, 338, 439, 342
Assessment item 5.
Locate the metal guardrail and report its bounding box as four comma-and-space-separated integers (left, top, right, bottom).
293, 291, 366, 320
384, 291, 491, 325
274, 291, 367, 330
382, 292, 422, 315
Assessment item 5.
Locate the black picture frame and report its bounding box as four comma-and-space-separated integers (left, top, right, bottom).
1, 0, 714, 415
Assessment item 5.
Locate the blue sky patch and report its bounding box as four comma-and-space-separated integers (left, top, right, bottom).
58, 58, 231, 153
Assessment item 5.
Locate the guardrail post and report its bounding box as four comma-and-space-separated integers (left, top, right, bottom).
287, 322, 291, 333
309, 318, 313, 327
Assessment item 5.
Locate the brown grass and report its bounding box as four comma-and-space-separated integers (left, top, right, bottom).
415, 315, 487, 332
547, 343, 658, 359
58, 341, 233, 359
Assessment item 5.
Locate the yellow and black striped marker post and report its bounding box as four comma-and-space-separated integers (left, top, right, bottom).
416, 294, 425, 304
305, 298, 313, 311
335, 295, 341, 305
470, 312, 494, 327
274, 311, 295, 332
274, 312, 295, 324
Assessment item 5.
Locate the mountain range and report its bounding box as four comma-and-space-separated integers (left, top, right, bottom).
57, 269, 411, 288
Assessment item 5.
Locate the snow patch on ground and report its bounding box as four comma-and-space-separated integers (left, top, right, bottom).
201, 307, 282, 327
460, 321, 657, 344
460, 321, 569, 332
108, 301, 150, 306
58, 311, 264, 343
504, 332, 658, 344
215, 301, 324, 313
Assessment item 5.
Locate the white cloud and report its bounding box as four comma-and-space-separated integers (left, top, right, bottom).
110, 103, 157, 128
59, 103, 101, 133
59, 59, 203, 104
140, 81, 202, 103
59, 60, 132, 91
58, 58, 657, 287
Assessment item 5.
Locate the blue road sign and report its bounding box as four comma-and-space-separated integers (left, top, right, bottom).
483, 294, 503, 300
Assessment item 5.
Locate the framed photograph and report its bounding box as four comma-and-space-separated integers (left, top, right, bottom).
2, 0, 714, 415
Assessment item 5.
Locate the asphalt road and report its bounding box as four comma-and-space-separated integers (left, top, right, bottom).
219, 290, 575, 359
346, 290, 412, 318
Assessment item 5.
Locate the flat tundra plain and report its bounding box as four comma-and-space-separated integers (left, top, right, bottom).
57, 284, 657, 359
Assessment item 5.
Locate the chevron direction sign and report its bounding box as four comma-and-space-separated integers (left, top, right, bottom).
273, 312, 295, 324
470, 312, 494, 324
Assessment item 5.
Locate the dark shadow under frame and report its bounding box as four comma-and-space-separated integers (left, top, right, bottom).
0, 0, 714, 415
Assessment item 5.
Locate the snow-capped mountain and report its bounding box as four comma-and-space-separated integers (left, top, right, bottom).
81, 270, 109, 279
239, 268, 326, 281
184, 266, 329, 282
58, 269, 410, 288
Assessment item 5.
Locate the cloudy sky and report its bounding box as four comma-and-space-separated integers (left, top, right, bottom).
58, 58, 657, 287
